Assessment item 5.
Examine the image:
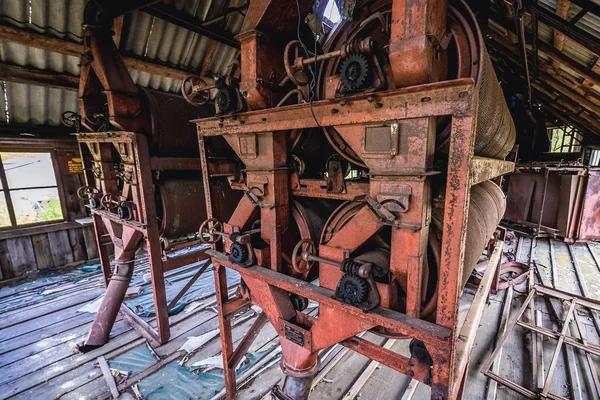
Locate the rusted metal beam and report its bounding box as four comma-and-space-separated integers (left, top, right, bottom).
0, 23, 193, 81
194, 79, 475, 136
206, 250, 452, 344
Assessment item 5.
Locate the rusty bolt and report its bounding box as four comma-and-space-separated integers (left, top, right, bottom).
367, 96, 374, 103
436, 355, 445, 364
232, 115, 238, 120
331, 108, 339, 114
292, 184, 299, 189
219, 117, 225, 123
374, 102, 383, 108
338, 186, 344, 192
340, 99, 347, 106
242, 91, 249, 97
240, 119, 245, 124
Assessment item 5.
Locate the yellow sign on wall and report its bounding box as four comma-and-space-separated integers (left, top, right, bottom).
67, 157, 83, 174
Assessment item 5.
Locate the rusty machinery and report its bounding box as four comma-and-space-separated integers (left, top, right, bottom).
74, 3, 242, 351
503, 161, 600, 243
185, 0, 518, 399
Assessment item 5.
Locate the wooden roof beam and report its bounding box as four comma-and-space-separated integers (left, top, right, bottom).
529, 2, 600, 56
488, 16, 600, 87
487, 30, 600, 116
552, 0, 571, 66
0, 63, 78, 90
0, 23, 192, 81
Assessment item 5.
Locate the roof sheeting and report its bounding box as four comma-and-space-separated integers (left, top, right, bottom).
0, 0, 245, 128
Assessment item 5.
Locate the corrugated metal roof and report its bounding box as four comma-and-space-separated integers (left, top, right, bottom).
0, 0, 245, 128
0, 0, 598, 134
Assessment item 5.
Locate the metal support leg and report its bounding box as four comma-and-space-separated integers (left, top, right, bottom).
215, 264, 236, 399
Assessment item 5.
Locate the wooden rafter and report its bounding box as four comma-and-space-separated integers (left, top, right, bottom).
530, 2, 600, 56
553, 0, 571, 56
487, 34, 600, 137
0, 63, 78, 90
0, 23, 192, 82
488, 30, 600, 114
488, 16, 600, 87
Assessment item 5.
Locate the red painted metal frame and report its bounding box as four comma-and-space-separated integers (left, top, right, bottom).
77, 132, 209, 344
196, 75, 512, 399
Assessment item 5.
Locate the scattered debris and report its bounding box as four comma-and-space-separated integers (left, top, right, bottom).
131, 384, 144, 400
184, 301, 204, 313
77, 295, 104, 313
98, 356, 120, 399
178, 328, 221, 355
191, 355, 224, 371
125, 286, 142, 298
145, 342, 160, 361
77, 264, 101, 273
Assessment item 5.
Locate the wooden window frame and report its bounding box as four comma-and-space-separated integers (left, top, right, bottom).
0, 149, 68, 231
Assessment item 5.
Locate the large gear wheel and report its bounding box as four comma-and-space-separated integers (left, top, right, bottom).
339, 53, 370, 91
216, 87, 233, 113
229, 243, 249, 264
338, 275, 369, 305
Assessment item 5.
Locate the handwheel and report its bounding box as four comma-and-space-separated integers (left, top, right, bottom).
181, 75, 212, 106
199, 218, 223, 244
291, 238, 316, 274
101, 194, 120, 211
77, 186, 99, 200
284, 40, 310, 87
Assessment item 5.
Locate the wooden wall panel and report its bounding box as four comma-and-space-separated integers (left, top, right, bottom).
0, 240, 13, 279
31, 233, 56, 270
82, 225, 99, 260
5, 237, 36, 277
68, 228, 87, 262
47, 230, 75, 267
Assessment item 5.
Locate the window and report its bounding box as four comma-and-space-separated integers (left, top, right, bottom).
323, 0, 342, 24
0, 152, 64, 228
549, 124, 583, 153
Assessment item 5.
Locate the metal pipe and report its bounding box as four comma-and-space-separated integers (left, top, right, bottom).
566, 174, 587, 241
80, 256, 136, 352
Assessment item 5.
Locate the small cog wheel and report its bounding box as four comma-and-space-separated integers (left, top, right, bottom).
216, 87, 233, 113
338, 275, 369, 305
229, 243, 249, 264
339, 53, 370, 91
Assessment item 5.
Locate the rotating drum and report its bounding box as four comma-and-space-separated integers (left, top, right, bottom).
314, 0, 515, 166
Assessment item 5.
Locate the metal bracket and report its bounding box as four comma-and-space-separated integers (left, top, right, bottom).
326, 156, 346, 194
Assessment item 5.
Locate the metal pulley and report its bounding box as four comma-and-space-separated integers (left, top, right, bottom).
291, 239, 381, 311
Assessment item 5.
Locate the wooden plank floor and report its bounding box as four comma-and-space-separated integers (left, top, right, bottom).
1, 236, 599, 400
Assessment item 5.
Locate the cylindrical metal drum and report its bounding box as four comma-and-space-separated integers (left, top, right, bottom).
157, 178, 207, 238
314, 0, 515, 166
432, 180, 506, 287
139, 87, 214, 158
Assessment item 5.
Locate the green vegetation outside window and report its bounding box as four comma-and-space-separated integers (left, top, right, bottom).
0, 152, 64, 228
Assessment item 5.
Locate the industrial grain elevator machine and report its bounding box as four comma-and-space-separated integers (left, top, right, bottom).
74, 3, 240, 350
188, 0, 517, 399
